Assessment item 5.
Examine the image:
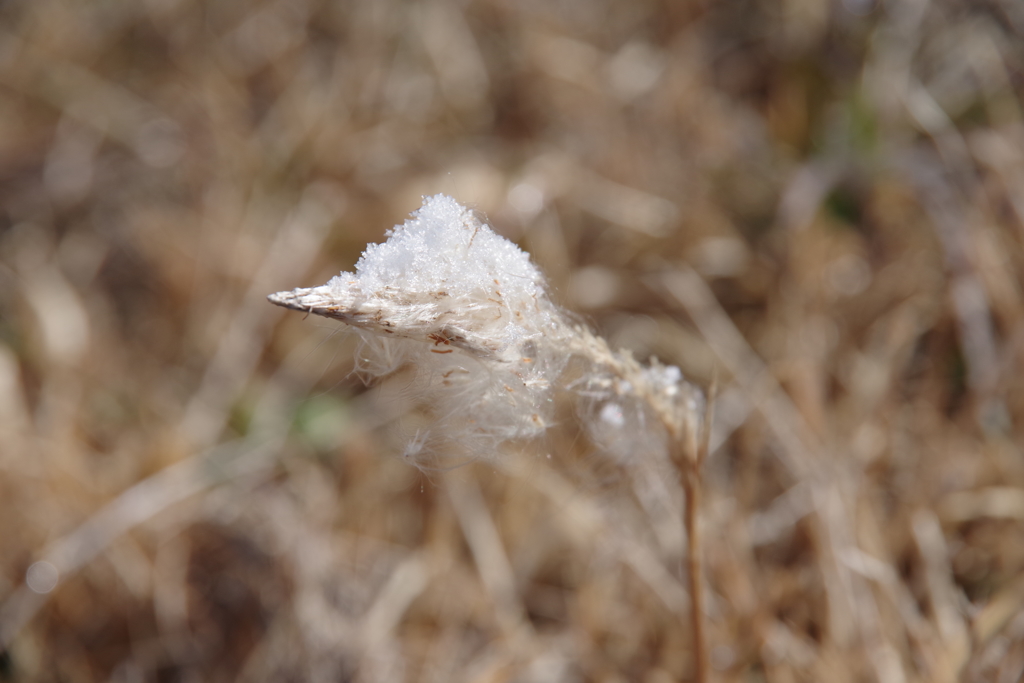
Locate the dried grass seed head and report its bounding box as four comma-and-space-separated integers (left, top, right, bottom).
269, 195, 572, 460
269, 194, 704, 465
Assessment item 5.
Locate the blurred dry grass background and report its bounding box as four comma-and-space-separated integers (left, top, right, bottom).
2, 0, 1024, 681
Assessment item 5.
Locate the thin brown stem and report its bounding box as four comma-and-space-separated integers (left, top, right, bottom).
683, 466, 707, 683
678, 372, 715, 683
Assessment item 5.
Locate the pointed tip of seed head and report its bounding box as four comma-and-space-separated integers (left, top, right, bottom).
267, 286, 338, 313
267, 290, 290, 307
267, 288, 306, 310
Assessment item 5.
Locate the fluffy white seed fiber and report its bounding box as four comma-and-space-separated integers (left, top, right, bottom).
270, 195, 570, 462
269, 194, 702, 466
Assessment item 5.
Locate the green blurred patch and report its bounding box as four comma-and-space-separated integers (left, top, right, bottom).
292, 394, 354, 453
824, 185, 863, 226
227, 393, 256, 438
846, 93, 878, 152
